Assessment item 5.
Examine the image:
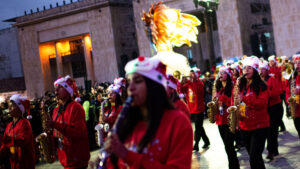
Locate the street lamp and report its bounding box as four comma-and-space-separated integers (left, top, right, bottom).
193, 0, 219, 70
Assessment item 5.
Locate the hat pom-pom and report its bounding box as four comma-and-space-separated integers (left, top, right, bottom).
179, 93, 185, 99
27, 115, 32, 120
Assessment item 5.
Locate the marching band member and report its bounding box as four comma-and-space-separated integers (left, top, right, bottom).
214, 67, 240, 169
104, 56, 193, 169
48, 76, 90, 169
238, 57, 269, 169
182, 69, 210, 151
0, 94, 35, 169
166, 74, 190, 118
259, 61, 283, 161
286, 54, 300, 138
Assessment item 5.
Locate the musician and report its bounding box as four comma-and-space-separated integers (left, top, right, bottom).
268, 55, 282, 83
286, 54, 300, 138
104, 56, 193, 169
259, 61, 283, 161
0, 94, 35, 169
238, 57, 269, 169
213, 67, 240, 169
182, 69, 210, 151
47, 76, 90, 169
166, 74, 190, 118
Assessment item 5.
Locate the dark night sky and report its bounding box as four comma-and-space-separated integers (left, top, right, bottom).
0, 0, 79, 29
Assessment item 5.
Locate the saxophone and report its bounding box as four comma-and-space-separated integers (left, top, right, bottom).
36, 100, 56, 163
287, 76, 298, 119
227, 77, 242, 134
95, 98, 109, 147
207, 80, 218, 123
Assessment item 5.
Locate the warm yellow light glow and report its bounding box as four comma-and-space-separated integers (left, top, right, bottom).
56, 41, 70, 56
39, 43, 56, 60
84, 35, 92, 51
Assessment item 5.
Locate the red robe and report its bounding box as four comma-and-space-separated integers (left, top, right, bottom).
182, 80, 205, 114
173, 99, 190, 118
238, 87, 270, 130
215, 89, 231, 125
265, 76, 282, 107
269, 66, 282, 92
107, 109, 193, 169
0, 118, 35, 169
286, 76, 300, 117
104, 105, 123, 128
52, 101, 90, 169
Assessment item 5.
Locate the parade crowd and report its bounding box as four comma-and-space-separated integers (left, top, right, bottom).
0, 53, 299, 169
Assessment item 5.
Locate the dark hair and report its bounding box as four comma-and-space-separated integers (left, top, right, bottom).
117, 76, 173, 151
105, 92, 123, 114
168, 88, 180, 103
238, 69, 267, 96
215, 74, 233, 97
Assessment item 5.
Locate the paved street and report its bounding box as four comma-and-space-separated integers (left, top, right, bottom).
36, 113, 300, 169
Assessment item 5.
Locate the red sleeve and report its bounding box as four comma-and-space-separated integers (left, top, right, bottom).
53, 104, 88, 140
107, 106, 122, 127
123, 116, 193, 169
242, 89, 269, 109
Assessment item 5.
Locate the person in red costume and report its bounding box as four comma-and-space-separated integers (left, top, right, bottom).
182, 70, 210, 151
47, 75, 90, 169
102, 56, 193, 169
166, 74, 190, 118
268, 55, 282, 83
259, 61, 283, 161
286, 54, 300, 138
213, 67, 240, 169
0, 94, 35, 169
238, 57, 269, 169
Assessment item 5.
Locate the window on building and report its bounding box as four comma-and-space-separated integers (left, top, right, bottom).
187, 49, 193, 59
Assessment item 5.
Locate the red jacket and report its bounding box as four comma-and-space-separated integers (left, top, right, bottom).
107, 109, 193, 169
265, 75, 282, 107
52, 101, 90, 169
0, 118, 35, 169
174, 99, 190, 118
269, 66, 282, 92
286, 76, 300, 117
104, 105, 122, 128
238, 87, 270, 131
215, 89, 231, 125
182, 80, 205, 114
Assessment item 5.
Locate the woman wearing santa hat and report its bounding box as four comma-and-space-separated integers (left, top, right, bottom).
46, 75, 90, 169
286, 54, 300, 138
259, 60, 283, 161
166, 74, 190, 118
103, 56, 193, 169
0, 94, 35, 169
238, 57, 269, 169
213, 66, 240, 169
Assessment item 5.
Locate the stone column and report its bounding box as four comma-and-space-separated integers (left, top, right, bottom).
82, 37, 95, 84
54, 42, 63, 76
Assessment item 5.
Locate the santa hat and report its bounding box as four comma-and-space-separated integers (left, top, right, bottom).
191, 67, 201, 78
242, 56, 259, 72
268, 55, 278, 64
166, 74, 178, 90
230, 62, 241, 73
125, 56, 167, 87
219, 66, 231, 77
107, 84, 122, 95
281, 56, 287, 60
259, 60, 269, 70
10, 94, 31, 119
114, 77, 126, 87
293, 54, 300, 62
54, 75, 79, 98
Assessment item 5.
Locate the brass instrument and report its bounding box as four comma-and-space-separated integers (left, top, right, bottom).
95, 98, 109, 147
36, 101, 56, 163
207, 80, 218, 123
287, 77, 298, 119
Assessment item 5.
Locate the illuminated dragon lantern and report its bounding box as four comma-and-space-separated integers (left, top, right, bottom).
142, 1, 201, 75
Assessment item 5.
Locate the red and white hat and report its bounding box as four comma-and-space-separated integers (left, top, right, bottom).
107, 84, 122, 95
219, 66, 231, 77
191, 67, 201, 78
125, 56, 167, 87
242, 56, 259, 71
268, 55, 278, 64
114, 77, 126, 87
166, 74, 178, 90
293, 54, 300, 62
230, 62, 241, 73
259, 60, 269, 70
54, 75, 79, 98
10, 94, 31, 119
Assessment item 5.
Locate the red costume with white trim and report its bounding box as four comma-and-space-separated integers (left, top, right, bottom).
0, 118, 35, 169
